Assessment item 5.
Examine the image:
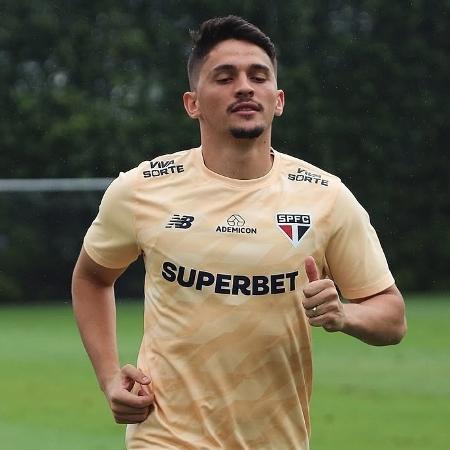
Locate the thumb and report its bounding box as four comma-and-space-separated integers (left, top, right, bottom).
121, 364, 151, 385
305, 256, 319, 282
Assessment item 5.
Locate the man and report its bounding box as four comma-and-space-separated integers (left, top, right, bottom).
72, 15, 406, 450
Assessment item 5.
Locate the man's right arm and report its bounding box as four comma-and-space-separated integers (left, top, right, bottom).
72, 247, 154, 423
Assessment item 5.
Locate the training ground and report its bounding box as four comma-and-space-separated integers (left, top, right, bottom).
0, 294, 448, 449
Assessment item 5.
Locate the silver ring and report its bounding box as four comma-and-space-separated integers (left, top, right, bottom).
312, 306, 318, 314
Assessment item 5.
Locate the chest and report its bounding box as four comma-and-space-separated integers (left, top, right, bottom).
135, 182, 330, 276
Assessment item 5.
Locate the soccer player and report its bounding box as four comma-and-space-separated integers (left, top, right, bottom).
72, 15, 406, 449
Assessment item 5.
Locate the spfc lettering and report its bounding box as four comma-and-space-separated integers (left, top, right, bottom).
276, 213, 311, 247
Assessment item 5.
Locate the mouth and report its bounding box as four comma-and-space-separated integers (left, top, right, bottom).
228, 101, 262, 114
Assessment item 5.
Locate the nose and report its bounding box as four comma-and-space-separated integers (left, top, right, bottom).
235, 74, 254, 98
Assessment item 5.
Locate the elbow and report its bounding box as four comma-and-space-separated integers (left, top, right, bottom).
380, 317, 407, 346
391, 317, 407, 345
365, 312, 407, 346
385, 288, 407, 345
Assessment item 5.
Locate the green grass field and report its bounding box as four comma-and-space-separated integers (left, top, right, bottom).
0, 294, 449, 449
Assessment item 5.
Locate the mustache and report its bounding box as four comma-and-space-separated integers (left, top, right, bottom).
227, 100, 263, 113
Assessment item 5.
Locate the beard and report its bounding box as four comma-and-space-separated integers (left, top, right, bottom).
229, 125, 265, 139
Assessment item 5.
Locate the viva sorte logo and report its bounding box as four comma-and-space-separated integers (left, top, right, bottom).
288, 167, 329, 186
216, 214, 257, 234
143, 159, 184, 178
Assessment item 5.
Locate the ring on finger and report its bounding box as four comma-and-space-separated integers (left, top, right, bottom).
312, 306, 318, 315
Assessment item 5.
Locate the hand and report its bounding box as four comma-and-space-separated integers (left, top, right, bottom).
103, 364, 155, 424
302, 256, 345, 332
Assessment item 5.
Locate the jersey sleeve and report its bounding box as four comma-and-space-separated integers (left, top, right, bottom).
83, 171, 140, 269
324, 183, 395, 300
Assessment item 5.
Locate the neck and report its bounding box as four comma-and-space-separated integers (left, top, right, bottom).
200, 130, 273, 180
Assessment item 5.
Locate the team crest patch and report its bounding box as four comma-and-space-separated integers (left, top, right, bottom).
276, 213, 311, 247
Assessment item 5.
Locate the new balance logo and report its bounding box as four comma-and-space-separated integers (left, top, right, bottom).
166, 215, 195, 229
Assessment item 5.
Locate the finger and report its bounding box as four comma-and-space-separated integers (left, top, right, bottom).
111, 403, 151, 415
111, 389, 154, 408
305, 256, 319, 282
303, 281, 336, 307
308, 313, 340, 332
121, 364, 151, 385
303, 294, 335, 317
304, 303, 322, 318
138, 384, 153, 397
114, 410, 151, 424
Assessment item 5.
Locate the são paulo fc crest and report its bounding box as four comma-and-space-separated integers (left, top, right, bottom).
276, 213, 311, 247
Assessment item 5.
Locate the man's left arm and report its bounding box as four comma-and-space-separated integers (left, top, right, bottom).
302, 256, 407, 346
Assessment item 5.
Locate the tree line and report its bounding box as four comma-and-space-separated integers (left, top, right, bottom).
0, 0, 448, 301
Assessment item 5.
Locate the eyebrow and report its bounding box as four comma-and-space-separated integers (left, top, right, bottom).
211, 63, 271, 75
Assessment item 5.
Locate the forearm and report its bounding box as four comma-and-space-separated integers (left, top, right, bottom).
72, 276, 120, 390
341, 286, 407, 346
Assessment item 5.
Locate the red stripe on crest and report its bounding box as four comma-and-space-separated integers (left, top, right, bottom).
279, 224, 293, 239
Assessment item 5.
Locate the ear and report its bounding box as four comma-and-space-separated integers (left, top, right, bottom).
183, 91, 200, 119
274, 89, 285, 117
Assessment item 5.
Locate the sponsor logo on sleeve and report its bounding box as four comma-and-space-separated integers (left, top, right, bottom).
276, 213, 311, 247
288, 168, 329, 186
143, 159, 184, 178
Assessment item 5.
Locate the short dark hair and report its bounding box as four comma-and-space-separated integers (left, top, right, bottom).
187, 15, 277, 89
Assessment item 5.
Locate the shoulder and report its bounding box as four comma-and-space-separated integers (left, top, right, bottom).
275, 150, 342, 190
111, 148, 196, 189
143, 148, 193, 173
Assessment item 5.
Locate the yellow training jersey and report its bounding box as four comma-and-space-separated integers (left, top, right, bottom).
84, 147, 394, 450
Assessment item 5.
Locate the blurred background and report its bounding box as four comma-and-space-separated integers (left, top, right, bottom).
0, 1, 449, 449
0, 0, 448, 301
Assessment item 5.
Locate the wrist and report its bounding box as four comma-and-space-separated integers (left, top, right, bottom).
339, 302, 360, 335
98, 366, 121, 393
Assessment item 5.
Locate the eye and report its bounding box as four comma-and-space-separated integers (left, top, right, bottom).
251, 75, 267, 83
216, 77, 232, 84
